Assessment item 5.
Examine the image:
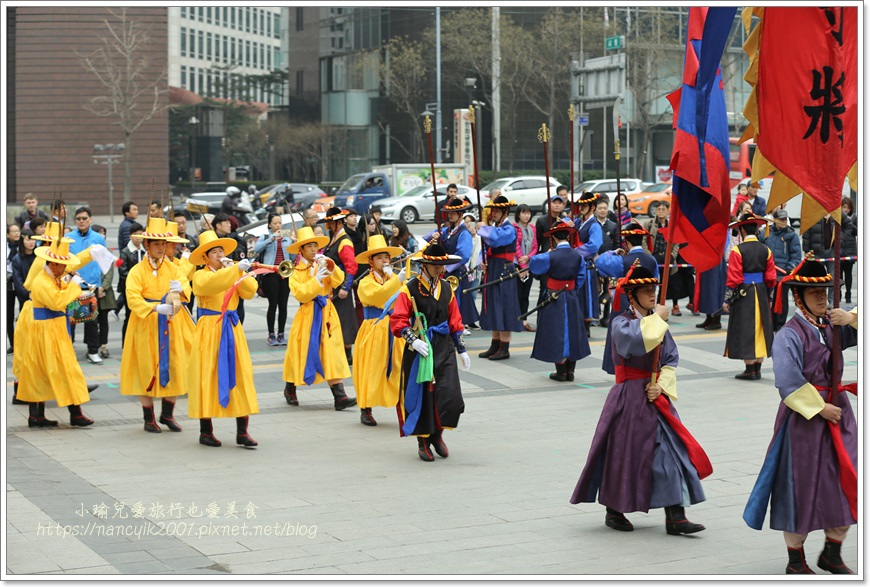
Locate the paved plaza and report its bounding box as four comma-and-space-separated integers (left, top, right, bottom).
4, 217, 861, 577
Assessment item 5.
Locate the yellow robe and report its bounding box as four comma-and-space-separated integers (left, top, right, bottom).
17, 269, 90, 406
167, 257, 197, 392
282, 259, 349, 386
352, 271, 405, 409
119, 257, 192, 398
188, 265, 259, 418
13, 247, 94, 381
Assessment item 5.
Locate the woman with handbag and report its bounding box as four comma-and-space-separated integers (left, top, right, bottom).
253, 214, 294, 346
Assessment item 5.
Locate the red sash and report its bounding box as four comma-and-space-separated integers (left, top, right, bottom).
487, 251, 515, 262
615, 365, 713, 480
817, 382, 858, 520
546, 278, 575, 291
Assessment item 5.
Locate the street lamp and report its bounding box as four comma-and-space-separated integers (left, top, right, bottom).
188, 116, 200, 190
92, 143, 125, 223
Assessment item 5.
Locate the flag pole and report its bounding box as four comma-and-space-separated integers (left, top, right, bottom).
612, 96, 624, 249
568, 104, 576, 210
424, 115, 442, 233
469, 104, 483, 220
647, 195, 682, 387
538, 123, 552, 232
830, 216, 842, 392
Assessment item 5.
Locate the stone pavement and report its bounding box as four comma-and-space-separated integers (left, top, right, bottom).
4, 294, 859, 577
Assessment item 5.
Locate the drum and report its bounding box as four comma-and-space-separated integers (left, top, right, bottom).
67, 292, 99, 324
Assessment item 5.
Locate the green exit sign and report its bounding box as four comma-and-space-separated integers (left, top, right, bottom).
605, 35, 624, 50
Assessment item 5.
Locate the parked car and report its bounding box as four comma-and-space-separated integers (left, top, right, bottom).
378, 184, 479, 224
627, 181, 673, 216
573, 178, 646, 197
479, 176, 561, 214
236, 212, 325, 259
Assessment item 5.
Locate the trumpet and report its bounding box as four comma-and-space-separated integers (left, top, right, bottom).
252, 260, 294, 278
445, 275, 459, 291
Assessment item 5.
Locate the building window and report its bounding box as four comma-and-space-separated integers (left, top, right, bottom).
245, 40, 251, 68
266, 47, 271, 70
230, 38, 236, 63
181, 65, 187, 88
296, 7, 304, 31
274, 14, 280, 38
206, 32, 212, 61
214, 34, 220, 62
206, 7, 212, 24
296, 70, 304, 99
274, 47, 281, 69
189, 28, 195, 59
253, 42, 258, 68
252, 8, 257, 34
180, 27, 186, 57
231, 7, 235, 28
259, 44, 265, 70
221, 7, 227, 27
198, 70, 204, 96
180, 6, 186, 19
246, 8, 251, 33
260, 10, 265, 35
198, 30, 204, 60
198, 7, 203, 22
223, 37, 228, 65
207, 71, 212, 97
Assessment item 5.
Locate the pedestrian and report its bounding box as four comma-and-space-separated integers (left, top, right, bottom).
535, 189, 570, 255
746, 180, 767, 216
512, 203, 537, 332
67, 207, 107, 364
389, 242, 471, 461
462, 212, 482, 331
29, 217, 47, 238
570, 263, 709, 535
389, 219, 418, 254
743, 259, 857, 574
643, 200, 694, 316
117, 222, 145, 338
731, 182, 750, 216
724, 213, 776, 380
476, 195, 523, 360
91, 225, 116, 359
318, 207, 359, 365
368, 204, 390, 238
213, 213, 248, 323
10, 229, 38, 400
188, 230, 260, 448
428, 197, 480, 331
593, 195, 619, 326
117, 200, 139, 251
16, 234, 95, 428
527, 219, 591, 382
352, 234, 406, 426
173, 210, 199, 251
118, 217, 191, 434
14, 193, 49, 229
571, 192, 604, 337
7, 223, 21, 353
253, 213, 293, 346
839, 197, 857, 305
760, 208, 802, 331
609, 193, 633, 229
343, 208, 365, 256
281, 226, 357, 411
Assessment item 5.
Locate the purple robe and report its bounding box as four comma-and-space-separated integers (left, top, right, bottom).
570, 311, 706, 513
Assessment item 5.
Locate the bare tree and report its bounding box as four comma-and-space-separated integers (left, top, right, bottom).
374, 37, 429, 161
78, 8, 167, 198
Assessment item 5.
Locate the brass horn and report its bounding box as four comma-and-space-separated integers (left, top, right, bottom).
251, 260, 294, 278
445, 275, 459, 291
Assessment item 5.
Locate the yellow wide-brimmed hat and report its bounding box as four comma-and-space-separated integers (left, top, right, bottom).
32, 221, 74, 244
141, 217, 171, 240
164, 221, 189, 244
189, 230, 237, 266
34, 238, 81, 267
355, 234, 403, 264
288, 226, 329, 255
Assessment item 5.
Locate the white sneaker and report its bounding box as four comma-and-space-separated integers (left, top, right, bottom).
87, 353, 103, 364
462, 328, 471, 336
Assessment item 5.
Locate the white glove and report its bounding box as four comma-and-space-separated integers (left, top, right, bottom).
459, 352, 471, 372
220, 257, 234, 268
382, 265, 393, 276
315, 267, 330, 286
168, 280, 183, 294
397, 268, 407, 282
71, 274, 85, 287
154, 303, 176, 317
411, 338, 429, 357
89, 244, 116, 273
181, 250, 191, 260
238, 258, 252, 272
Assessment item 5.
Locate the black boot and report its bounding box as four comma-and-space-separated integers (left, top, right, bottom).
549, 361, 568, 382
489, 341, 510, 361
360, 408, 377, 426
817, 538, 854, 574
142, 405, 162, 433
87, 384, 99, 394
283, 382, 298, 406
27, 403, 45, 428
478, 338, 500, 359
664, 505, 705, 535
330, 383, 357, 411
159, 399, 182, 432
565, 360, 576, 382
704, 315, 722, 330
417, 437, 434, 462
199, 418, 221, 447
753, 362, 762, 380
345, 346, 353, 366
37, 402, 58, 427
584, 321, 592, 339
735, 364, 757, 381
12, 380, 27, 405
235, 416, 258, 448
605, 507, 634, 532
695, 314, 712, 328
429, 430, 449, 458
68, 404, 94, 427
786, 546, 815, 574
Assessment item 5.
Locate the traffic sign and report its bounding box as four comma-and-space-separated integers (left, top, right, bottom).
577, 114, 590, 126
605, 35, 624, 51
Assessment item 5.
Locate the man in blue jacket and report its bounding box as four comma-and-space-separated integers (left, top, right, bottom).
68, 206, 108, 364
761, 208, 802, 332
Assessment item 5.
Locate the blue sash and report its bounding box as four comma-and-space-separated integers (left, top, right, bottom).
364, 306, 394, 378
35, 306, 72, 336
146, 297, 172, 388
402, 320, 450, 436
743, 272, 764, 284
198, 308, 237, 408
304, 296, 328, 386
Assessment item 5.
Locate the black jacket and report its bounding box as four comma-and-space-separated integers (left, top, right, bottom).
14, 208, 49, 229
11, 251, 36, 303
118, 244, 145, 295
841, 213, 858, 257
801, 217, 836, 258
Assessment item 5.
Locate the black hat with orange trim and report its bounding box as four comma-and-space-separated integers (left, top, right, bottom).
317, 206, 348, 223
440, 197, 473, 215
417, 242, 461, 265
571, 191, 599, 209
613, 260, 660, 312
728, 212, 770, 230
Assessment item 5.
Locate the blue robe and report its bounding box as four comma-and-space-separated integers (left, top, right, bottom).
477, 220, 523, 332
439, 224, 480, 326
574, 216, 603, 321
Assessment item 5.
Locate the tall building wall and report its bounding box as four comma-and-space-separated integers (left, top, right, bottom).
11, 7, 168, 212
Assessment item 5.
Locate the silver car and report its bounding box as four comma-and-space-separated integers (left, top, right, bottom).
479, 176, 562, 214
378, 184, 479, 223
